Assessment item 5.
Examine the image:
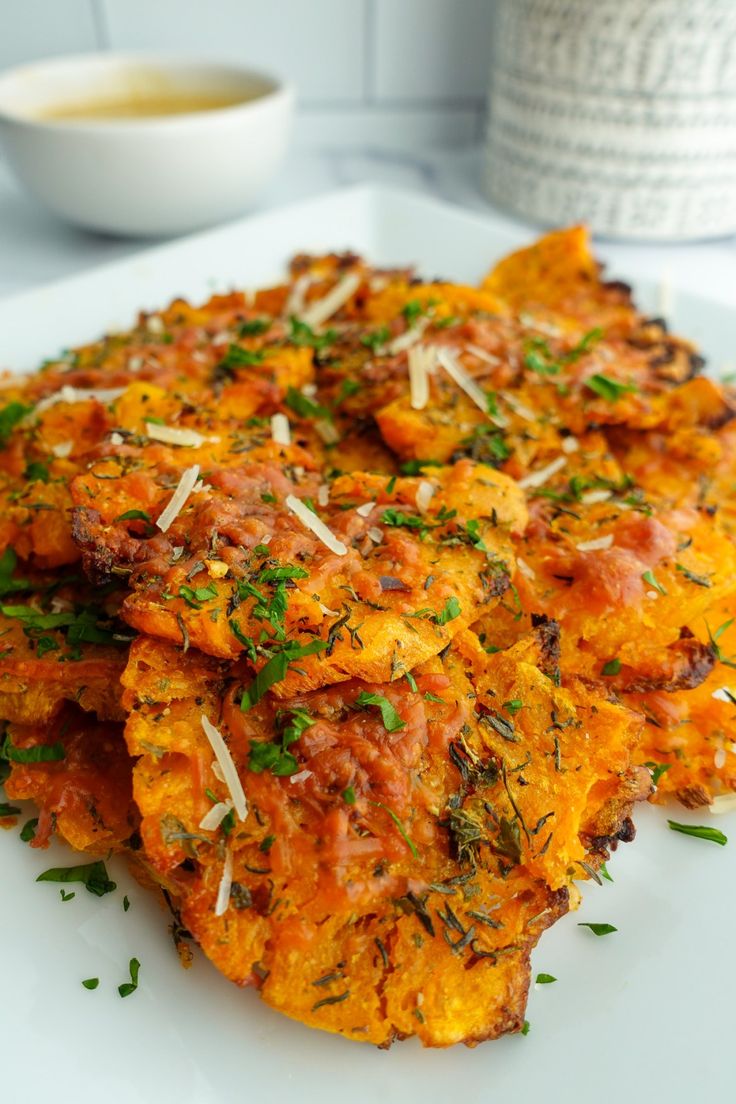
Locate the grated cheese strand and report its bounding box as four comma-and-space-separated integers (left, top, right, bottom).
408, 345, 437, 410
214, 850, 234, 917
575, 534, 614, 552
415, 480, 435, 513
300, 271, 361, 329
387, 316, 430, 355
517, 557, 536, 581
518, 456, 567, 490
285, 494, 348, 556
35, 385, 127, 414
436, 347, 489, 414
709, 793, 736, 815
145, 422, 217, 448
356, 501, 375, 517
155, 465, 200, 533
270, 413, 291, 446
199, 800, 234, 832
200, 715, 248, 821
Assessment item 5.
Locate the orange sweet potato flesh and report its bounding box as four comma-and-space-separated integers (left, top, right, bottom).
4, 706, 138, 852
119, 622, 641, 1046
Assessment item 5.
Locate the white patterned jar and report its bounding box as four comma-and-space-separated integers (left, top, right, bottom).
484, 0, 736, 240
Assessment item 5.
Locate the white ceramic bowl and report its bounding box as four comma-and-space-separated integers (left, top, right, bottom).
0, 53, 294, 237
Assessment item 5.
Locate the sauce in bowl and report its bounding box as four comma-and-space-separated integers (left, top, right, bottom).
39, 89, 254, 122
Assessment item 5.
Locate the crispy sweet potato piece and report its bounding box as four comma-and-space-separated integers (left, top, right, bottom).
3, 706, 137, 852
78, 460, 526, 696
120, 623, 640, 1046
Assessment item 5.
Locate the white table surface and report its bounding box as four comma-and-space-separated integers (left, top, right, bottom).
1, 144, 735, 309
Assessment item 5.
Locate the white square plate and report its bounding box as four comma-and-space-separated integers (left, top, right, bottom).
1, 186, 733, 1104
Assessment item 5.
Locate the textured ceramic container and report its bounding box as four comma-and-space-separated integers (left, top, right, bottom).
484, 0, 736, 240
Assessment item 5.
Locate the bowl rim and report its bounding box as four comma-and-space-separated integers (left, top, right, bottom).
0, 50, 295, 131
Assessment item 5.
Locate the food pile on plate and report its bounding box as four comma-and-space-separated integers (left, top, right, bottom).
1, 228, 734, 1047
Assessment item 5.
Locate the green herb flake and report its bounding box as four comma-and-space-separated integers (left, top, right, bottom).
285, 387, 331, 421
240, 639, 327, 711
354, 691, 406, 732
288, 317, 337, 351
535, 973, 557, 984
641, 569, 667, 596
370, 801, 418, 858
82, 978, 99, 990
1, 733, 65, 763
0, 402, 32, 448
60, 889, 75, 902
578, 922, 617, 936
0, 548, 31, 598
118, 957, 141, 998
601, 658, 621, 676
360, 326, 390, 352
37, 860, 117, 897
667, 820, 727, 846
643, 760, 671, 787
219, 344, 265, 369
675, 563, 712, 588
599, 862, 614, 882
503, 699, 523, 715
520, 1020, 530, 1036
435, 596, 461, 625
123, 895, 130, 912
25, 460, 51, 483
0, 802, 20, 817
20, 817, 38, 842
115, 508, 152, 524
238, 318, 270, 336
585, 374, 638, 403
343, 786, 356, 805
399, 459, 443, 476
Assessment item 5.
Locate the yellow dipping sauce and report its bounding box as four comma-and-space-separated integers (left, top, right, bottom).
40, 90, 252, 121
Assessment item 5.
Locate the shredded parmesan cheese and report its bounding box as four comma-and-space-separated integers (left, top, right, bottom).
575, 534, 613, 552
51, 440, 73, 458
709, 792, 736, 815
714, 748, 727, 770
356, 501, 375, 518
214, 849, 233, 917
109, 432, 124, 446
146, 314, 165, 334
300, 271, 361, 329
200, 715, 248, 821
271, 413, 291, 446
465, 343, 500, 366
367, 527, 383, 543
581, 489, 612, 505
35, 385, 126, 414
518, 456, 567, 490
408, 345, 437, 410
289, 769, 313, 785
501, 392, 536, 422
156, 465, 200, 533
315, 418, 340, 444
712, 687, 735, 703
285, 494, 347, 556
317, 484, 330, 507
285, 273, 312, 317
415, 480, 435, 513
517, 557, 536, 581
199, 800, 234, 832
436, 348, 489, 414
561, 436, 579, 454
145, 422, 217, 448
387, 316, 430, 355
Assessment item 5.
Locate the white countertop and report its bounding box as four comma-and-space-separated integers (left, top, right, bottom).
1, 145, 735, 308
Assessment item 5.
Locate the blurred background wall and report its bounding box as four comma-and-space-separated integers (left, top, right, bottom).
0, 0, 497, 148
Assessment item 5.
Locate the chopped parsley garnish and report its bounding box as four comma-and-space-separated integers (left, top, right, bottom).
285, 387, 331, 421
259, 834, 276, 853
118, 957, 141, 998
1, 732, 65, 763
354, 691, 406, 732
601, 658, 621, 676
585, 374, 638, 402
20, 817, 38, 842
37, 860, 117, 897
218, 344, 265, 368
257, 564, 309, 584
641, 569, 667, 595
115, 509, 152, 524
370, 801, 418, 858
248, 707, 314, 776
460, 424, 511, 465
0, 401, 31, 448
399, 459, 444, 476
404, 671, 418, 692
535, 973, 557, 984
336, 378, 361, 403
599, 862, 613, 882
667, 820, 727, 846
424, 691, 444, 703
401, 299, 424, 328
238, 317, 270, 336
381, 508, 431, 535
520, 1020, 530, 1036
360, 326, 390, 352
24, 460, 50, 483
288, 317, 337, 351
343, 786, 356, 804
178, 582, 218, 608
239, 639, 328, 710
675, 563, 712, 588
123, 895, 130, 912
82, 978, 99, 990
577, 922, 617, 936
643, 760, 671, 786
0, 802, 20, 817
60, 889, 75, 902
0, 548, 30, 598
503, 699, 523, 715
435, 596, 461, 625
523, 337, 561, 376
